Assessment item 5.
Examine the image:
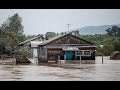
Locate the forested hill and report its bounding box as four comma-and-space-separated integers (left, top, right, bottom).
76, 24, 120, 35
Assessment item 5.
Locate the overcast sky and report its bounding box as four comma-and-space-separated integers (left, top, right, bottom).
0, 9, 120, 35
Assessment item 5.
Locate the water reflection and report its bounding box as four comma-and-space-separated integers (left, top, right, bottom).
0, 56, 120, 81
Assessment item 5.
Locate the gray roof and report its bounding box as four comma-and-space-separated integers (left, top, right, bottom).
62, 47, 79, 51
38, 34, 65, 45
19, 35, 45, 46
30, 41, 43, 47
44, 45, 96, 48
38, 33, 94, 46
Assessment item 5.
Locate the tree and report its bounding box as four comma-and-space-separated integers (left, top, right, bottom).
105, 28, 112, 36
0, 13, 25, 56
56, 33, 59, 36
113, 38, 120, 51
61, 32, 64, 35
105, 26, 120, 36
45, 32, 56, 39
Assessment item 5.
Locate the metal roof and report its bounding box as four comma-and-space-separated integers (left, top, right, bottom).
38, 35, 64, 45
19, 35, 45, 46
30, 41, 43, 47
62, 47, 79, 51
44, 45, 96, 49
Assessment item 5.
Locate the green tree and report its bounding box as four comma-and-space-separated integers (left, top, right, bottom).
0, 13, 25, 56
61, 32, 64, 35
113, 38, 120, 51
45, 32, 56, 39
105, 26, 120, 36
105, 28, 112, 36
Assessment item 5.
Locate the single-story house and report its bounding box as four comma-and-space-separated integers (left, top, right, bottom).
37, 33, 96, 64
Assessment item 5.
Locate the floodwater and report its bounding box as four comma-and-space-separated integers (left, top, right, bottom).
0, 56, 120, 81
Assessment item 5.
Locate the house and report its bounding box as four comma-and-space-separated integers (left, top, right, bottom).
19, 34, 46, 58
37, 33, 96, 64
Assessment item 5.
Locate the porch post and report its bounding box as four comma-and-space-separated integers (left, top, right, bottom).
58, 55, 61, 67
64, 52, 66, 60
102, 55, 103, 64
79, 55, 81, 68
46, 48, 47, 60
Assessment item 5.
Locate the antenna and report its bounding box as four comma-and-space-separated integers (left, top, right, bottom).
67, 24, 71, 33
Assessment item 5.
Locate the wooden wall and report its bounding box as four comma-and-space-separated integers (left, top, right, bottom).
47, 49, 64, 60
38, 46, 46, 60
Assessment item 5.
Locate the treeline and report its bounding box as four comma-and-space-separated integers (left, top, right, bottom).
80, 26, 120, 56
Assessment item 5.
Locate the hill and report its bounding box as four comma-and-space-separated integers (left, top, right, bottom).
75, 24, 120, 35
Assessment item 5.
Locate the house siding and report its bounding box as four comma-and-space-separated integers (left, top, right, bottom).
47, 49, 64, 60
38, 46, 46, 60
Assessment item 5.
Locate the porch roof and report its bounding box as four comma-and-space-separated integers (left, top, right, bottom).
62, 47, 79, 51
44, 45, 96, 49
30, 41, 43, 47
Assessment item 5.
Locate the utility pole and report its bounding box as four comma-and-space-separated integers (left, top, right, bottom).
67, 24, 71, 33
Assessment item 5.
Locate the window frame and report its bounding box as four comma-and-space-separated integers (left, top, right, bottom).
83, 50, 91, 56
75, 50, 91, 56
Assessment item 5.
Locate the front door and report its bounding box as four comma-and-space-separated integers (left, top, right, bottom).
65, 51, 73, 60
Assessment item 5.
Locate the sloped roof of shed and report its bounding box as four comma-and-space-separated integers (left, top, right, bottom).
19, 35, 45, 46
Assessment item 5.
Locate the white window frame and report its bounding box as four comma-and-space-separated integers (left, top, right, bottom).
83, 50, 91, 56
75, 50, 91, 56
75, 51, 83, 56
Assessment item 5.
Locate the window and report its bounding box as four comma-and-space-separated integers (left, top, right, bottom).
76, 50, 91, 56
84, 51, 91, 56
76, 51, 83, 56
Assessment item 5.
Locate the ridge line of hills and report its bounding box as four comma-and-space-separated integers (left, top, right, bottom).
71, 24, 120, 35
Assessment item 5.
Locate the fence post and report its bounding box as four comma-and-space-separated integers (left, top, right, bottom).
102, 55, 103, 64
58, 55, 61, 67
80, 56, 81, 68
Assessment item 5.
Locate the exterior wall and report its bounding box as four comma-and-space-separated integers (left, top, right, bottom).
33, 48, 38, 58
38, 46, 46, 60
38, 47, 95, 61
47, 49, 64, 60
41, 47, 95, 61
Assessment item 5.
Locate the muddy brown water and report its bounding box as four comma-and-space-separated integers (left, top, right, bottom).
0, 56, 120, 81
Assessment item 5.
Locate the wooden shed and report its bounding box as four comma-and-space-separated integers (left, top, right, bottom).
110, 51, 120, 60
37, 33, 96, 64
